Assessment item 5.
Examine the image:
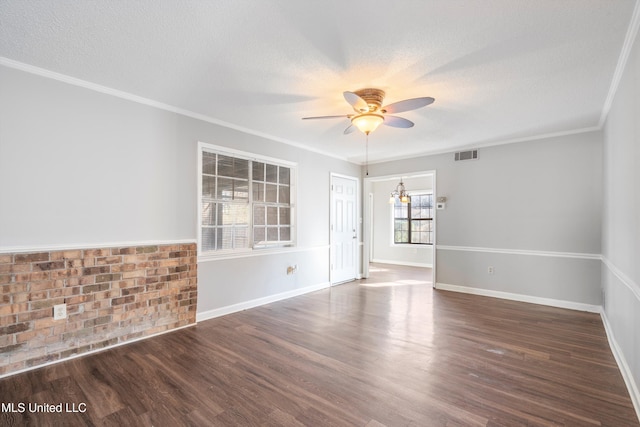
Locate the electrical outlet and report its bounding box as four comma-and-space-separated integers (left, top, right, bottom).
53, 303, 67, 320
488, 266, 494, 275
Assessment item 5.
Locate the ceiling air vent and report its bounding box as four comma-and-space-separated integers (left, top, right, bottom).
454, 150, 478, 161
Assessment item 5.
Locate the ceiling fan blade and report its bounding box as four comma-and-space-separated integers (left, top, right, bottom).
343, 124, 356, 135
343, 91, 369, 112
383, 115, 414, 128
382, 97, 435, 114
301, 115, 350, 120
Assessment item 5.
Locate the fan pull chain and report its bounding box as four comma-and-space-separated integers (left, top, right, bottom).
365, 134, 369, 176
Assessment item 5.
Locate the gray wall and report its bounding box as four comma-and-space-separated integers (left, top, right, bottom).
0, 65, 359, 317
365, 131, 603, 307
370, 176, 433, 267
602, 20, 640, 410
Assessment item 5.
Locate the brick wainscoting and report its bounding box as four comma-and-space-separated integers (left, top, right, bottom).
0, 243, 197, 376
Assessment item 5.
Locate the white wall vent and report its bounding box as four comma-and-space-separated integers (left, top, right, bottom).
454, 150, 478, 161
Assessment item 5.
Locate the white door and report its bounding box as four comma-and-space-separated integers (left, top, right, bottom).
330, 174, 358, 285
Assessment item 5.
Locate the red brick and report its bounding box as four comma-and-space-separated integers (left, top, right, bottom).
14, 252, 49, 264
136, 246, 158, 254
30, 298, 62, 310
15, 271, 50, 282
111, 263, 137, 273
0, 263, 30, 273
28, 291, 48, 301
79, 275, 95, 285
113, 279, 136, 289
83, 266, 110, 275
146, 268, 168, 277
17, 308, 50, 322
29, 280, 58, 292
0, 314, 17, 326
122, 270, 145, 279
111, 247, 136, 255
123, 254, 148, 264
0, 303, 28, 315
84, 249, 110, 257
0, 322, 31, 335
66, 259, 84, 268
148, 252, 170, 261
50, 268, 82, 279
95, 256, 123, 265
95, 273, 121, 283
0, 244, 197, 376
111, 296, 135, 306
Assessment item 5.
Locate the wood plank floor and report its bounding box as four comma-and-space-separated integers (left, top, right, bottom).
1, 263, 638, 426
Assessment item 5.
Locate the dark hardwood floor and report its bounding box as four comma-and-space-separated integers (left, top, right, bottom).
1, 263, 638, 426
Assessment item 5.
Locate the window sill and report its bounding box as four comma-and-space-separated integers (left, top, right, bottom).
198, 245, 298, 262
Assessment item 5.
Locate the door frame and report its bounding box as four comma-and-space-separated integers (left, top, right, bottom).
362, 170, 436, 287
329, 172, 360, 285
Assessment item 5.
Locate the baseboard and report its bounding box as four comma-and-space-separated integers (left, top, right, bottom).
196, 282, 331, 322
0, 323, 196, 379
601, 311, 640, 421
435, 282, 601, 313
371, 259, 432, 268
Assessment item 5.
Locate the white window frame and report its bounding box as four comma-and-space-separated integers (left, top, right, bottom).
197, 141, 297, 258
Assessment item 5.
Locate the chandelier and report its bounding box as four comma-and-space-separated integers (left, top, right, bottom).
389, 178, 409, 204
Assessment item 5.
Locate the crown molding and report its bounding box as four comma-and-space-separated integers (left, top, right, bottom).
0, 57, 348, 163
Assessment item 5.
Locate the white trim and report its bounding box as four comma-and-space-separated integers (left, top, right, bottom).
197, 141, 298, 258
0, 239, 196, 254
602, 256, 640, 302
364, 126, 601, 166
601, 311, 640, 421
371, 259, 432, 268
599, 0, 640, 127
0, 58, 609, 168
196, 281, 331, 322
198, 244, 330, 262
0, 323, 196, 379
435, 282, 601, 313
0, 57, 347, 162
436, 245, 601, 260
199, 141, 298, 168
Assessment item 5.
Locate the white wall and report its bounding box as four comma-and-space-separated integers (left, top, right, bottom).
602, 16, 640, 413
370, 176, 433, 267
0, 66, 194, 247
365, 131, 603, 310
0, 65, 360, 317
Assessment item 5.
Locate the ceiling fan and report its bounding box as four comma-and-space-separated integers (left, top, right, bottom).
302, 88, 435, 135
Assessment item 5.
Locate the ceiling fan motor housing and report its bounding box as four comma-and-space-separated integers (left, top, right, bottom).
354, 88, 386, 112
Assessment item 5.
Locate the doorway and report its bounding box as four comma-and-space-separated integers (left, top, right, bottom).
363, 171, 436, 287
330, 173, 359, 285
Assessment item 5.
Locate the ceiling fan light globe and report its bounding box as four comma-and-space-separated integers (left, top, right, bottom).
351, 113, 384, 135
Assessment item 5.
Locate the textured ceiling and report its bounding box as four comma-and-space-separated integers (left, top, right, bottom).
0, 0, 636, 163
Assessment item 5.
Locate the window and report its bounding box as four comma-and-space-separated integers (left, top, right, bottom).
393, 193, 433, 245
199, 143, 295, 254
